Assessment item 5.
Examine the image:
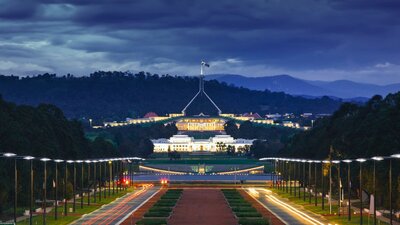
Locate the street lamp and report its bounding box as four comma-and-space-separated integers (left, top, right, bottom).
322, 160, 330, 210
76, 160, 84, 209
389, 154, 400, 224
24, 156, 35, 225
356, 158, 367, 225
40, 158, 51, 225
67, 160, 76, 212
307, 160, 313, 204
371, 156, 383, 225
343, 159, 352, 221
2, 152, 18, 223
332, 160, 340, 216
63, 161, 68, 216
301, 159, 306, 202
92, 160, 97, 203
85, 160, 91, 206
99, 159, 103, 202
313, 160, 320, 206
53, 159, 64, 220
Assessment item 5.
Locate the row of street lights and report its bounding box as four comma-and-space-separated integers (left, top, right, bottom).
261, 154, 400, 225
0, 152, 144, 225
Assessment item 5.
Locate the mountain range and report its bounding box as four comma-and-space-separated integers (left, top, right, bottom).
205, 74, 400, 99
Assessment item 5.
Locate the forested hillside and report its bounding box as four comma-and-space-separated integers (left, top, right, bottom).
283, 93, 400, 159
0, 71, 342, 121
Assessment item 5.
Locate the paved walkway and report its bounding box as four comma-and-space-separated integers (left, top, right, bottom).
70, 185, 160, 225
168, 189, 238, 225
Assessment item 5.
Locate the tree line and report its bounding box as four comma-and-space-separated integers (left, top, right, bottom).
0, 71, 342, 121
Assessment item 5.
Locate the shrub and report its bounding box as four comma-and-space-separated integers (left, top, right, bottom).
232, 207, 258, 213
144, 211, 171, 217
238, 218, 269, 225
148, 207, 173, 213
136, 218, 167, 225
235, 211, 262, 217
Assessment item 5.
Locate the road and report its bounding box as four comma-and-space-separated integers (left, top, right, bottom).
244, 188, 328, 225
70, 185, 160, 225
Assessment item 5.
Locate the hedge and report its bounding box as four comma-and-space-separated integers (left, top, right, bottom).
143, 211, 171, 217
235, 211, 262, 217
238, 218, 269, 225
136, 218, 167, 225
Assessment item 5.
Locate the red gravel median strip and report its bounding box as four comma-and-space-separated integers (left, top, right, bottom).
238, 189, 286, 225
168, 189, 238, 225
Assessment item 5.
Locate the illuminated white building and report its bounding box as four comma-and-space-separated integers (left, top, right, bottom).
152, 134, 254, 152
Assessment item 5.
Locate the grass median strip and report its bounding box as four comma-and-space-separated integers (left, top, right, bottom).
137, 189, 183, 225
222, 189, 269, 225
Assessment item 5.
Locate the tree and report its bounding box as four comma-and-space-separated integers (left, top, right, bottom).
226, 145, 235, 155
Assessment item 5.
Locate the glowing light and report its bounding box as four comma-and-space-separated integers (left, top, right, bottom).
372, 156, 384, 161
391, 154, 400, 158
139, 165, 186, 175
3, 153, 16, 157
217, 165, 264, 175
24, 156, 34, 160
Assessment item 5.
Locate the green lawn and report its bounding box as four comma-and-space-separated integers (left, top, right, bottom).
271, 188, 389, 225
17, 187, 135, 225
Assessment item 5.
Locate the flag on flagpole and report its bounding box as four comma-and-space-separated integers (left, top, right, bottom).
201, 61, 210, 67
53, 180, 56, 188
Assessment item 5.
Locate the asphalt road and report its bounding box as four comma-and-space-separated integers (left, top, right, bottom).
70, 185, 160, 225
244, 188, 328, 225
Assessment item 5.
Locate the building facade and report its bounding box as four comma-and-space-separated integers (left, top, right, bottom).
152, 134, 254, 152
175, 117, 226, 131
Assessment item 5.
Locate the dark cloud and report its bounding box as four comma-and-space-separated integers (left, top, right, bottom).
0, 0, 399, 84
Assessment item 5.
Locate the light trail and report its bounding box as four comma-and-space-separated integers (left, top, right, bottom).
81, 184, 153, 225
261, 190, 326, 225
139, 165, 186, 174
217, 165, 264, 175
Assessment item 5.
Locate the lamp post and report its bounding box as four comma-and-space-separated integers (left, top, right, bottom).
78, 160, 84, 209
24, 156, 35, 225
332, 160, 341, 216
99, 160, 102, 202
343, 159, 352, 221
329, 160, 332, 214
54, 159, 63, 220
85, 160, 91, 206
103, 160, 107, 199
64, 161, 68, 216
93, 160, 97, 203
322, 160, 328, 210
41, 158, 51, 225
371, 157, 383, 225
314, 160, 320, 206
289, 161, 296, 196
389, 154, 400, 225
356, 158, 367, 225
272, 160, 276, 188
2, 153, 18, 223
109, 160, 113, 196
302, 159, 306, 201
308, 160, 312, 203
67, 160, 76, 212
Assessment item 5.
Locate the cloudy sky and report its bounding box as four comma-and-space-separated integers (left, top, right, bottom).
0, 0, 399, 84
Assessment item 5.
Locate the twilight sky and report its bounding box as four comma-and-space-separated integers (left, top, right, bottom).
0, 0, 399, 84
